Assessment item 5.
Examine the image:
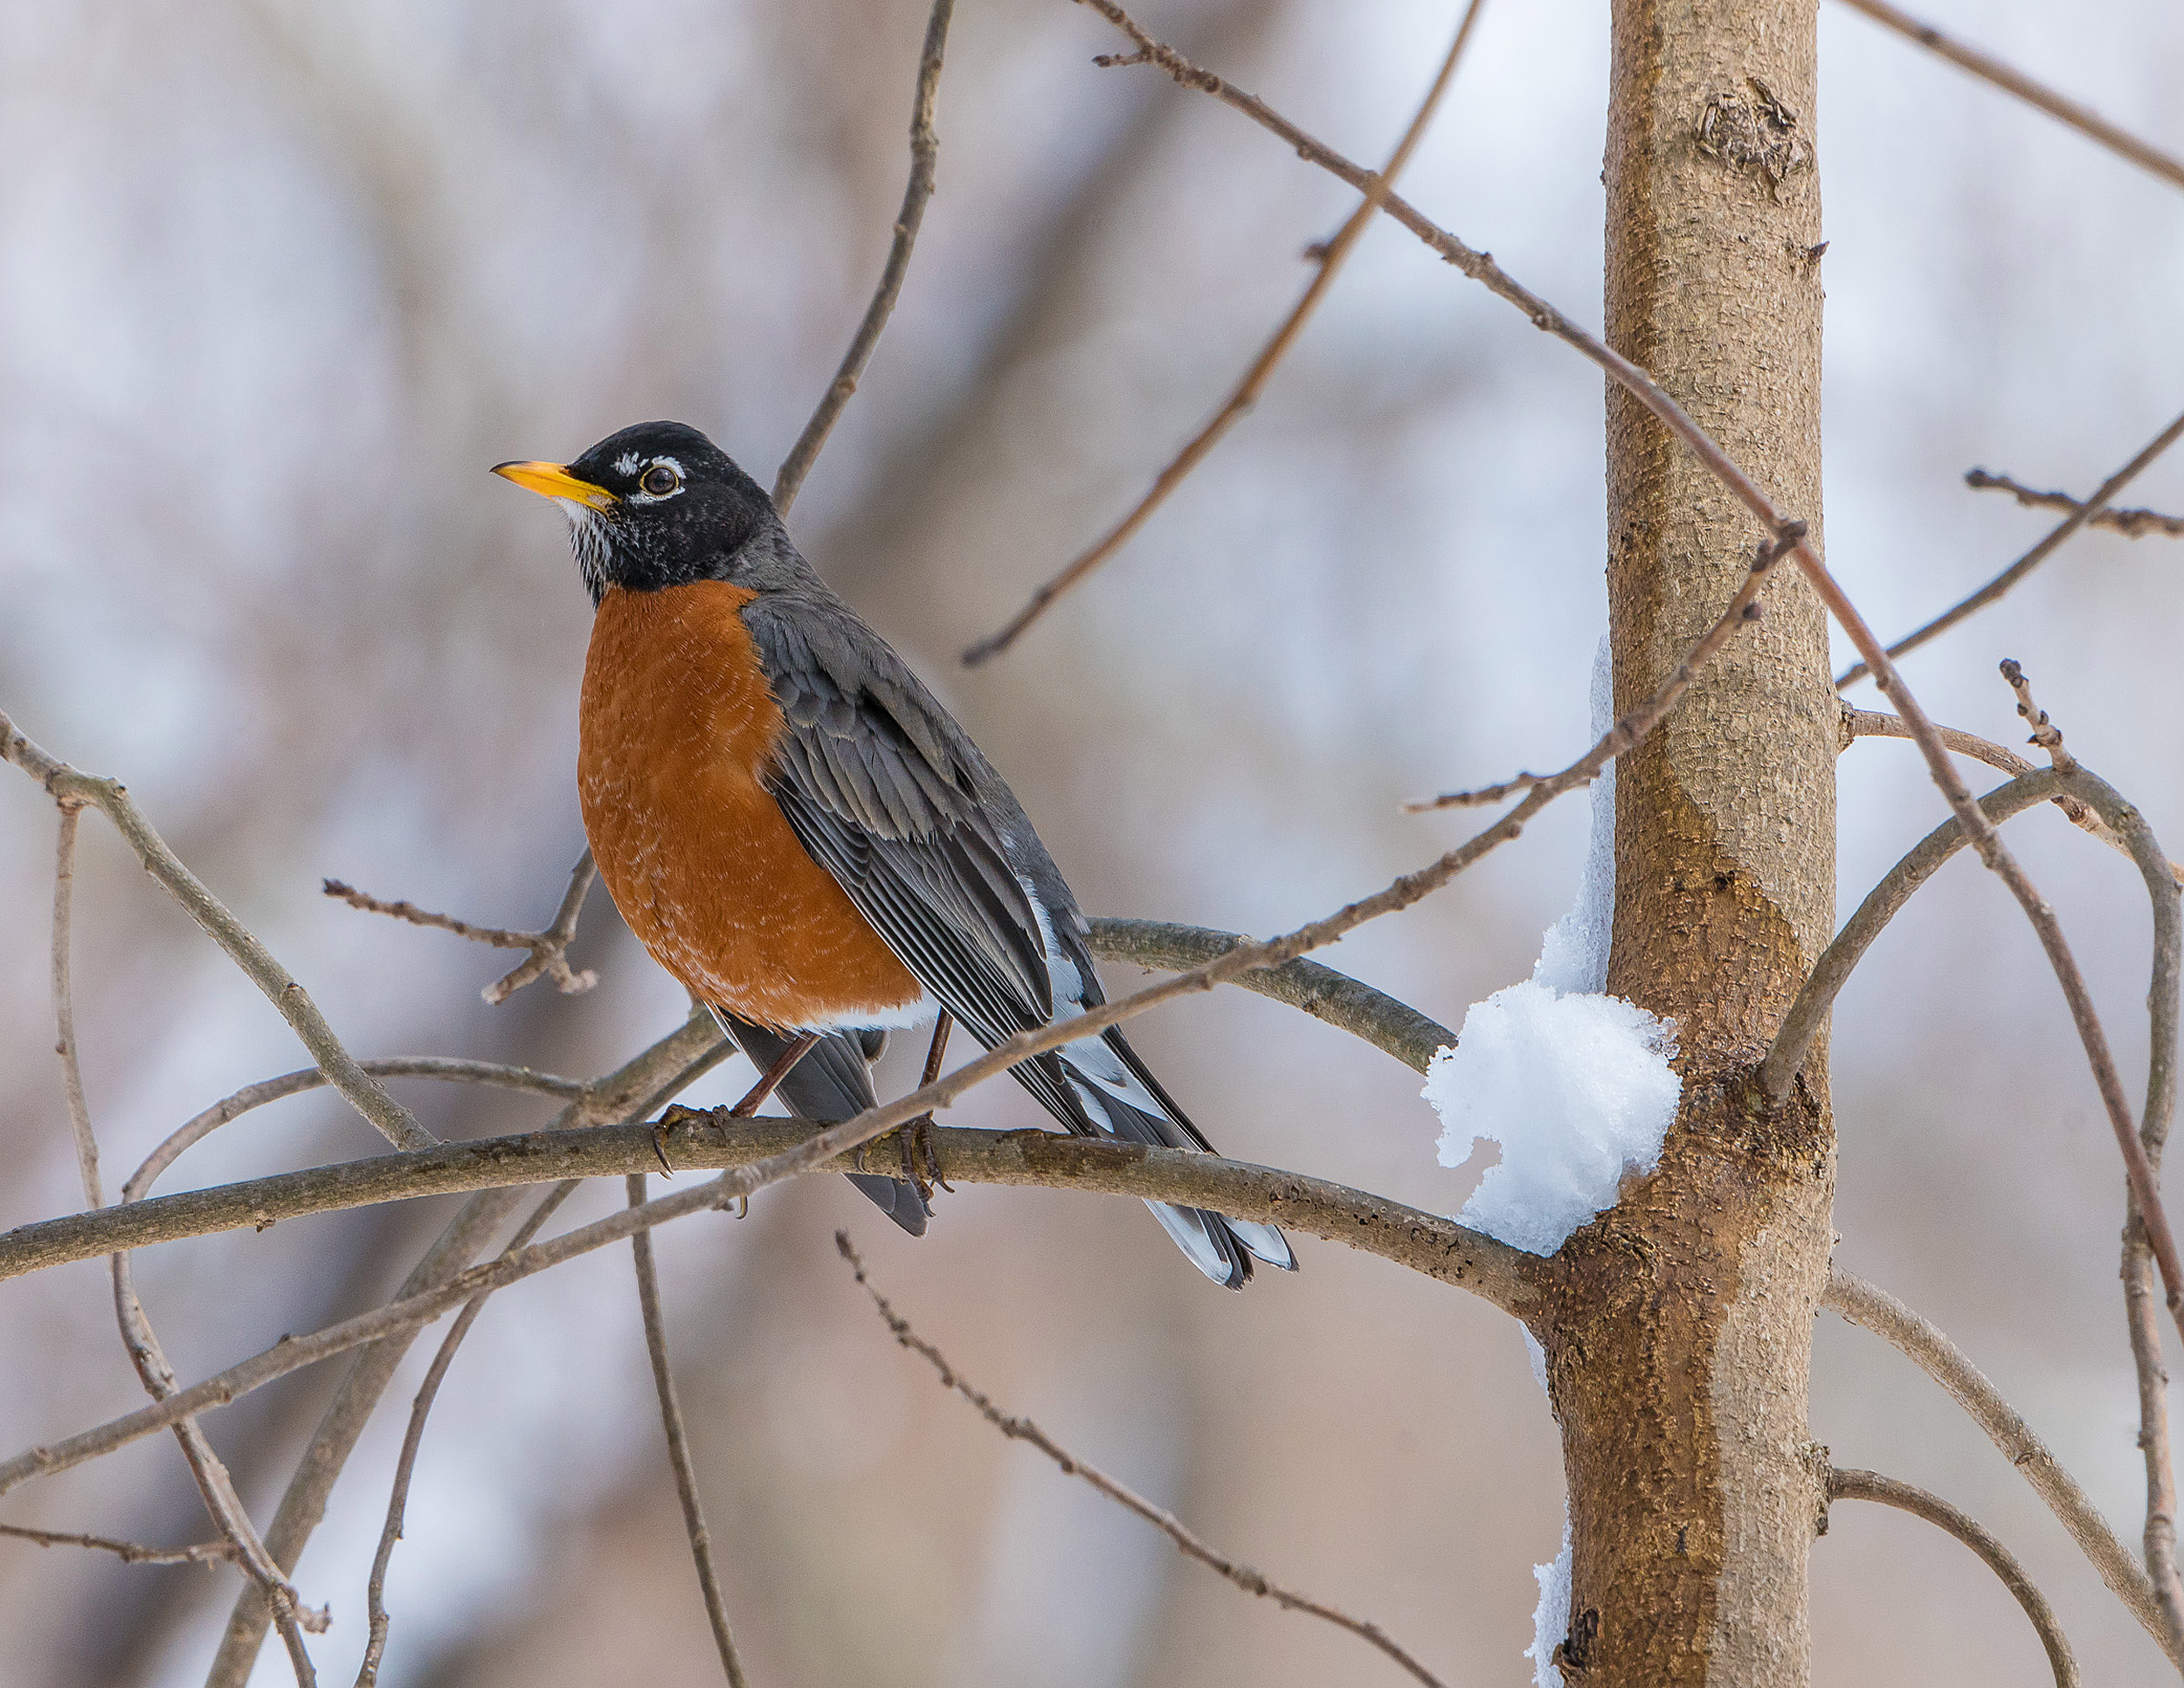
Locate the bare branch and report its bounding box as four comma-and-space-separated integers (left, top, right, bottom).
129, 1058, 588, 1205
963, 0, 1489, 664
356, 1180, 578, 1688
0, 1117, 1537, 1311
0, 708, 429, 1152
1088, 917, 1454, 1073
2125, 1218, 2184, 1657
110, 1253, 324, 1685
1839, 704, 2184, 878
1409, 528, 1793, 813
52, 802, 101, 1207
45, 791, 319, 1678
1830, 0, 2184, 195
1836, 407, 2184, 688
1825, 1467, 2078, 1688
322, 855, 600, 1004
838, 1234, 1449, 1688
205, 1007, 731, 1685
0, 1522, 234, 1568
1762, 769, 2061, 1100
0, 1124, 1538, 1499
1825, 1266, 2177, 1660
771, 0, 957, 513
629, 1175, 748, 1687
1967, 468, 2184, 540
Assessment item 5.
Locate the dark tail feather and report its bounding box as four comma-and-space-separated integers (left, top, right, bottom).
713, 1012, 930, 1237
1002, 1025, 1293, 1287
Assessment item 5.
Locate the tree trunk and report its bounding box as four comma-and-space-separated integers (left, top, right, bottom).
1537, 0, 1835, 1682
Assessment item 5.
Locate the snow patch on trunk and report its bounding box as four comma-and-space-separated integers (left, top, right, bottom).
1423, 636, 1681, 1256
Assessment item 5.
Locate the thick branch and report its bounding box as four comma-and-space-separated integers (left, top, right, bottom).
1824, 1266, 2177, 1660
1087, 917, 1454, 1072
1826, 1467, 2077, 1688
0, 1117, 1537, 1311
0, 709, 428, 1152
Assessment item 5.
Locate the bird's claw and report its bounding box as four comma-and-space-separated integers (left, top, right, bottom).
898, 1113, 953, 1201
650, 1103, 713, 1175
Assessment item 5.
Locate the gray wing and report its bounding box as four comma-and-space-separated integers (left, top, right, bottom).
746, 596, 1054, 1042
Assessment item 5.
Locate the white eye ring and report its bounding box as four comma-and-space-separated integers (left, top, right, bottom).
639, 463, 680, 497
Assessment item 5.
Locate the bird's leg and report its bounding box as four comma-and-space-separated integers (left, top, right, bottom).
732, 1031, 822, 1117
647, 1032, 819, 1175
902, 1012, 954, 1198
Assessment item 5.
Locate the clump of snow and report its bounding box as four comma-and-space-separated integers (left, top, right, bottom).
1427, 984, 1679, 1254
1534, 637, 1616, 997
1525, 1511, 1572, 1688
1425, 637, 1681, 1257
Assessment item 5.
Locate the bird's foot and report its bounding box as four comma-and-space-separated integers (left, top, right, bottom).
650, 1103, 715, 1174
900, 1112, 953, 1199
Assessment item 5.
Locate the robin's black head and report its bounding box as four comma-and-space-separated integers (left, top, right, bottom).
494, 421, 788, 605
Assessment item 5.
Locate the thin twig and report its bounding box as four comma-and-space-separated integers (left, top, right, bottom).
963, 0, 1488, 664
1967, 469, 2184, 539
110, 1254, 324, 1685
45, 789, 319, 1679
0, 1522, 234, 1567
204, 1007, 730, 1686
1830, 0, 2184, 195
1408, 529, 1794, 812
356, 1180, 579, 1688
771, 0, 957, 514
52, 802, 100, 1207
129, 1057, 588, 1204
629, 1175, 748, 1687
0, 708, 429, 1151
1826, 1467, 2078, 1688
1836, 407, 2184, 688
837, 1233, 1448, 1688
323, 854, 599, 1003
1825, 1266, 2176, 1661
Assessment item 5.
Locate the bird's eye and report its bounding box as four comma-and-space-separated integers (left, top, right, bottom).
639, 464, 680, 497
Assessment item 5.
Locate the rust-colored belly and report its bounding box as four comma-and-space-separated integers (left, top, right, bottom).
577, 581, 923, 1031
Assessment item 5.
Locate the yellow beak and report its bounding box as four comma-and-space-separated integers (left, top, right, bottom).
490, 460, 618, 510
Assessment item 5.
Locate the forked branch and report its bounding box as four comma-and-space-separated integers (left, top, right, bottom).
323, 854, 599, 1004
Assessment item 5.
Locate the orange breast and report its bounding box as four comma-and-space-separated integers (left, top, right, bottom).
577, 581, 923, 1032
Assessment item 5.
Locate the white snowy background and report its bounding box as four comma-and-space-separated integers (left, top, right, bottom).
1, 0, 2181, 1683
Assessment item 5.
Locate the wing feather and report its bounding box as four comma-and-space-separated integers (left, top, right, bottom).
750, 601, 1054, 1038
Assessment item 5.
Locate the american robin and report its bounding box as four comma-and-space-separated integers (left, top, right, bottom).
494, 420, 1293, 1286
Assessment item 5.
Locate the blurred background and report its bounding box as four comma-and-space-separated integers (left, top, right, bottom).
1, 0, 2181, 1681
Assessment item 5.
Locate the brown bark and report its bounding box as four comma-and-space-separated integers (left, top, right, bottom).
1537, 0, 1835, 1682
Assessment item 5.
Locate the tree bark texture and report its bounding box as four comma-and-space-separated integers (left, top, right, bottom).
1541, 0, 1835, 1682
